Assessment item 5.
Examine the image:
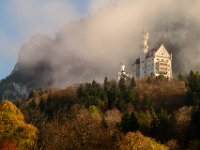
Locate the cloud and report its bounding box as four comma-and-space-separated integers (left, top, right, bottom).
3, 0, 200, 87
88, 0, 120, 12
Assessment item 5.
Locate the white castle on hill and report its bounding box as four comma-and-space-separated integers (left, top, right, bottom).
133, 32, 173, 78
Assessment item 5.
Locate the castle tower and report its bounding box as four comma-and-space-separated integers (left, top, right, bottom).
142, 31, 149, 54
139, 31, 149, 77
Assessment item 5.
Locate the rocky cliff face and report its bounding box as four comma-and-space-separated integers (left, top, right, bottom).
0, 60, 54, 101
0, 35, 55, 101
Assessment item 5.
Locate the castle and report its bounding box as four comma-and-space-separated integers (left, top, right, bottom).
133, 32, 173, 78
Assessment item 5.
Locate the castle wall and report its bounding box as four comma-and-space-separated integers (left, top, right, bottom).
146, 56, 154, 76
140, 54, 146, 78
153, 45, 172, 78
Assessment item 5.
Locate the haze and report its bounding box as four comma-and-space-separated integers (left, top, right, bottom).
2, 0, 200, 87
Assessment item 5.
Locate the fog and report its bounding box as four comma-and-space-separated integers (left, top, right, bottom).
15, 0, 200, 87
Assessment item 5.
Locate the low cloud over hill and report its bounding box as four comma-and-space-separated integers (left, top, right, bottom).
1, 0, 200, 100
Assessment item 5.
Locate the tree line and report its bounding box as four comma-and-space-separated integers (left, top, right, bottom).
0, 71, 200, 149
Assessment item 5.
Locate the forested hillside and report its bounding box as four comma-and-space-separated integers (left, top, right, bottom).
1, 72, 200, 149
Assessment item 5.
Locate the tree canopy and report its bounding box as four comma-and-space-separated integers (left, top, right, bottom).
0, 100, 37, 150
119, 131, 169, 150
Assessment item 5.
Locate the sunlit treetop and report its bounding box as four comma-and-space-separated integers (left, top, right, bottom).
0, 100, 37, 150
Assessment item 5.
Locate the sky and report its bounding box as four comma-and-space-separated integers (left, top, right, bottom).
0, 0, 118, 80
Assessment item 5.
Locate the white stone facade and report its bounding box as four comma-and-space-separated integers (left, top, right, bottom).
133, 32, 173, 78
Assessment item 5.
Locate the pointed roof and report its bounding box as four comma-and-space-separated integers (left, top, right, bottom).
146, 43, 170, 58
133, 43, 171, 65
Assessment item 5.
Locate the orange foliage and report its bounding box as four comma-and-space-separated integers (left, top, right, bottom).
26, 86, 77, 105
0, 140, 17, 150
119, 131, 169, 150
136, 79, 186, 110
0, 100, 37, 150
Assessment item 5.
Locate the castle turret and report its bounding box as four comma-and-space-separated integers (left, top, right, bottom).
143, 31, 149, 54
139, 31, 149, 77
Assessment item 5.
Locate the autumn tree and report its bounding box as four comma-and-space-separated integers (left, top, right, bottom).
174, 106, 192, 142
119, 131, 169, 150
0, 100, 37, 150
42, 107, 120, 150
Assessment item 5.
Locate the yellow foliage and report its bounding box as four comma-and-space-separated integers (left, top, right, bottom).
0, 100, 37, 150
119, 131, 169, 150
88, 105, 100, 118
